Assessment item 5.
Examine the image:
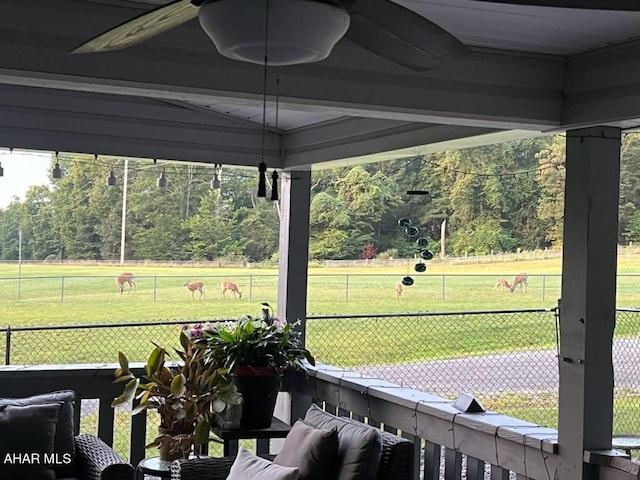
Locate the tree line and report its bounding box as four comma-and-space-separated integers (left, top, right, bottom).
1, 133, 640, 262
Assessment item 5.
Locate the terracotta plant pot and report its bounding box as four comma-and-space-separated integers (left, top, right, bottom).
232, 366, 281, 429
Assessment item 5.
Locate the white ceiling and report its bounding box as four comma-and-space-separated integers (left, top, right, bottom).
2, 0, 640, 169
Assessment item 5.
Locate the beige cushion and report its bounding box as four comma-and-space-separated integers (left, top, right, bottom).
304, 404, 381, 480
227, 447, 299, 480
273, 419, 339, 480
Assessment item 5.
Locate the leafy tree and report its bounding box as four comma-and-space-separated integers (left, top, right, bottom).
20, 185, 60, 260
0, 201, 22, 260
309, 192, 351, 260
535, 137, 566, 248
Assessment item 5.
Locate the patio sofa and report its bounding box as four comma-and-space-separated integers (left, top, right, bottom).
171, 403, 414, 480
0, 389, 134, 480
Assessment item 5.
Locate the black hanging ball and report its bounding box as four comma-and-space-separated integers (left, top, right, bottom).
398, 218, 412, 228
401, 276, 414, 286
416, 237, 429, 248
414, 263, 427, 273
420, 250, 434, 260
406, 226, 419, 237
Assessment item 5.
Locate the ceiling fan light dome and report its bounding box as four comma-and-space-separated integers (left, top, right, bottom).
199, 0, 350, 66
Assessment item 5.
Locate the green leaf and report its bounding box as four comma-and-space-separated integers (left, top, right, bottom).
111, 378, 139, 407
131, 402, 151, 415
179, 330, 190, 351
217, 329, 234, 342
118, 351, 130, 374
193, 419, 210, 445
146, 346, 165, 377
170, 374, 187, 398
113, 373, 135, 383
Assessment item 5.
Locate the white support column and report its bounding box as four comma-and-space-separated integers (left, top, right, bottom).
273, 170, 313, 428
558, 127, 621, 480
276, 170, 311, 331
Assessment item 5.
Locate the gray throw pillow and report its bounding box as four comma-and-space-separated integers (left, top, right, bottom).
304, 404, 381, 480
0, 402, 62, 480
227, 447, 299, 480
273, 419, 339, 480
0, 390, 76, 477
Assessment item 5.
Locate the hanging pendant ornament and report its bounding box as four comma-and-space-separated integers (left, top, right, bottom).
398, 218, 412, 228
257, 162, 267, 197
406, 226, 420, 237
397, 216, 435, 287
420, 250, 434, 260
270, 170, 279, 201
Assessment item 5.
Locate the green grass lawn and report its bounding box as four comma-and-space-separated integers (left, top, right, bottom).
2, 254, 640, 437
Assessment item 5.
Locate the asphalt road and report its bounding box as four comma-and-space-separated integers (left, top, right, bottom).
355, 338, 640, 397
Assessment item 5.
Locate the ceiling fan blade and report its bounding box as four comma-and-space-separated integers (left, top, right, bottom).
344, 0, 470, 71
473, 0, 640, 10
71, 0, 199, 54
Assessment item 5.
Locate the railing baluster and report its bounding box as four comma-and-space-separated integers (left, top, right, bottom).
401, 432, 422, 480
444, 448, 462, 480
491, 464, 510, 480
466, 456, 485, 480
130, 409, 147, 467
97, 398, 115, 446
423, 440, 441, 480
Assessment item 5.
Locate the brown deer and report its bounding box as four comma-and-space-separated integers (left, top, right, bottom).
510, 273, 528, 293
184, 281, 205, 300
395, 281, 403, 300
221, 281, 242, 299
494, 278, 511, 291
116, 272, 136, 294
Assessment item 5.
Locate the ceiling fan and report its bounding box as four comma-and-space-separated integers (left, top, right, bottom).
474, 0, 640, 10
71, 0, 470, 72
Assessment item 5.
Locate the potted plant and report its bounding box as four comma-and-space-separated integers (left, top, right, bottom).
111, 329, 242, 461
202, 303, 315, 429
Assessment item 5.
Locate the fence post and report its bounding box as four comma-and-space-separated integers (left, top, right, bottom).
61, 276, 65, 303
5, 326, 11, 365
345, 275, 349, 301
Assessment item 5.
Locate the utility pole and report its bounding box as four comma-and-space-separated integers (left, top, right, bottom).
119, 158, 129, 266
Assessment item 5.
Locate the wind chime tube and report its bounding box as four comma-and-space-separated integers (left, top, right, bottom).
257, 162, 267, 197
52, 152, 62, 179
270, 170, 279, 201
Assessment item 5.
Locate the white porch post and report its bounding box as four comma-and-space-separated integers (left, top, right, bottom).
274, 170, 313, 426
558, 127, 621, 480
276, 170, 311, 331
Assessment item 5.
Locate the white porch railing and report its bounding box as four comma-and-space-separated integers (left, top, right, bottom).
0, 363, 636, 480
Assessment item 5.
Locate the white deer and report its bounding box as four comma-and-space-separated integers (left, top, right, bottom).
221, 281, 242, 299
184, 281, 205, 300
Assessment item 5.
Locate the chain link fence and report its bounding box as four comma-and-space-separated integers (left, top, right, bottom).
1, 308, 639, 434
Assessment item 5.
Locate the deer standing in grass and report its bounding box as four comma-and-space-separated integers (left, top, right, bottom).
221, 281, 242, 299
184, 281, 205, 300
494, 278, 511, 291
116, 272, 136, 294
395, 281, 403, 300
510, 273, 528, 293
